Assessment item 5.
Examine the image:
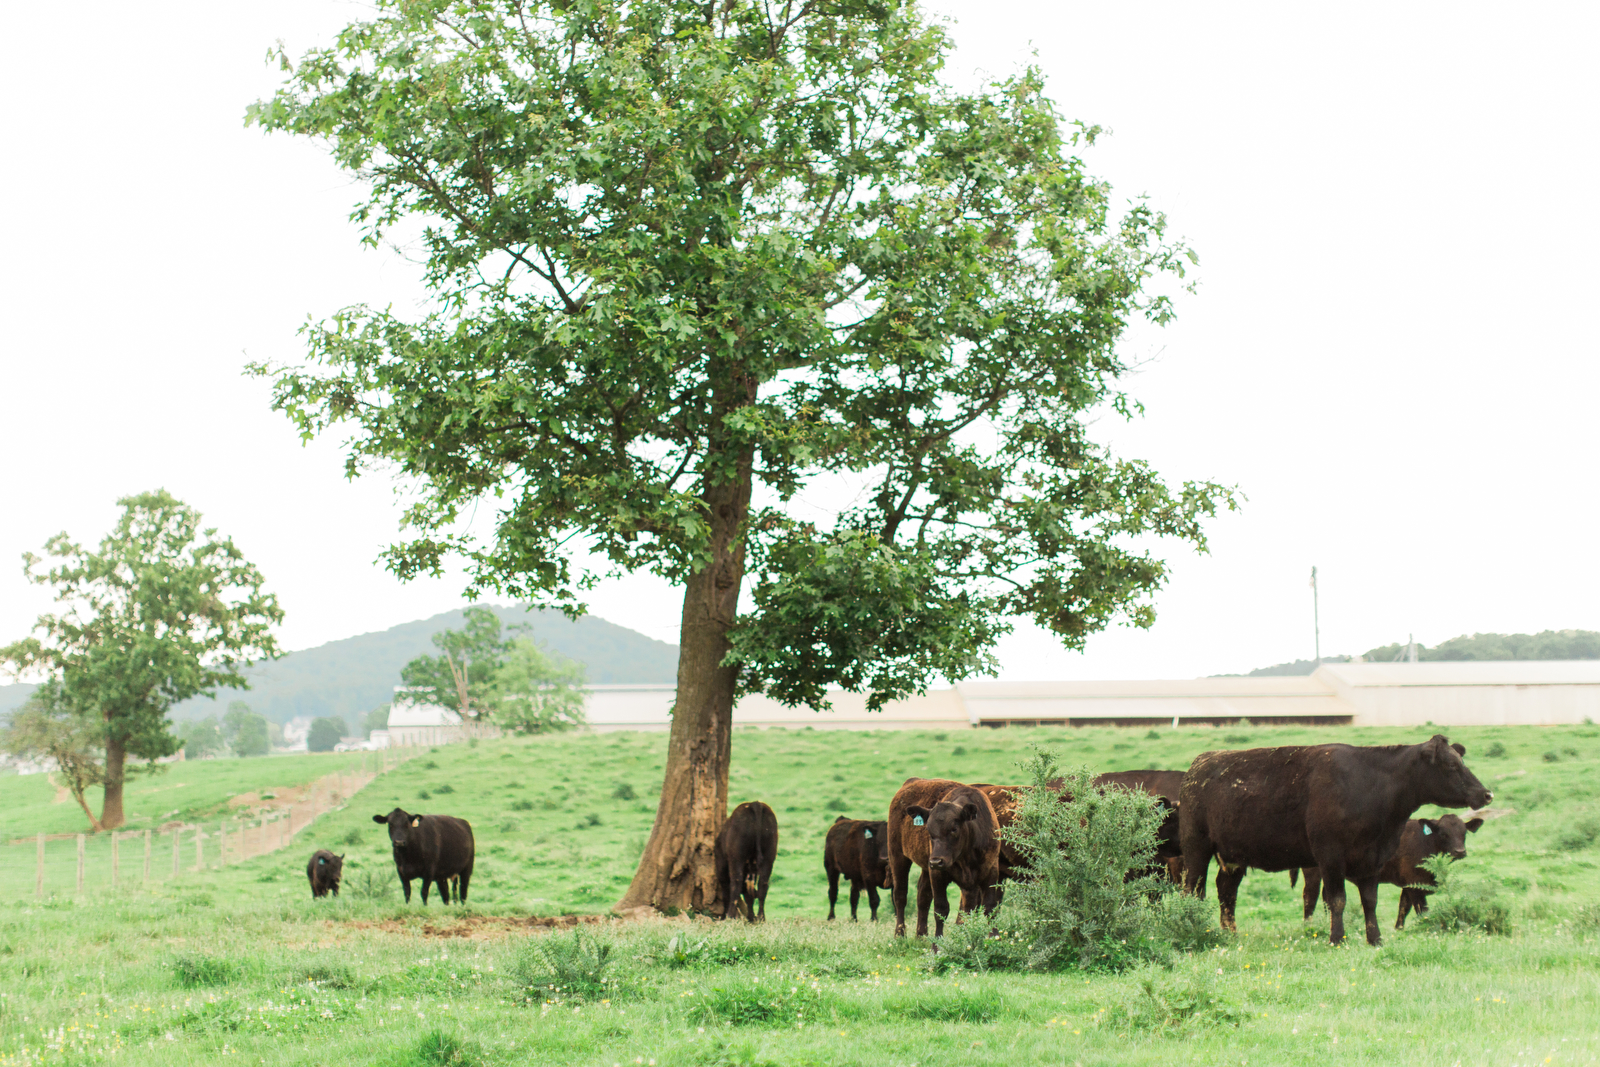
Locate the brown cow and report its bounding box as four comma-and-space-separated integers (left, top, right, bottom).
1093, 770, 1185, 882
714, 801, 778, 922
1292, 813, 1484, 928
887, 778, 1001, 937
1179, 735, 1492, 946
823, 817, 891, 921
306, 849, 344, 898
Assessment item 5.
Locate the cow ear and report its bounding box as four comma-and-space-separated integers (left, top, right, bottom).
338, 853, 345, 860
372, 815, 388, 824
906, 805, 930, 826
960, 803, 978, 822
1422, 735, 1449, 762
1450, 742, 1466, 757
1466, 818, 1484, 832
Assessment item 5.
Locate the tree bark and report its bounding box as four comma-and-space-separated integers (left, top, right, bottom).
68, 782, 105, 833
100, 737, 127, 831
616, 443, 753, 916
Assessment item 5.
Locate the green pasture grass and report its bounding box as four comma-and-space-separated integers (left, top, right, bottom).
0, 722, 1597, 1065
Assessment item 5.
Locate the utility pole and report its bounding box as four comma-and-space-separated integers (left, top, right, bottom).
1310, 566, 1321, 667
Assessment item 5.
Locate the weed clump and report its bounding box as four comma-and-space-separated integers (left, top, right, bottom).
1542, 750, 1561, 763
1484, 741, 1508, 758
952, 745, 967, 756
418, 789, 433, 800
299, 963, 357, 989
348, 868, 396, 901
509, 799, 535, 812
512, 929, 618, 1001
611, 782, 636, 801
1554, 814, 1600, 852
435, 783, 456, 794
1570, 903, 1600, 934
1109, 969, 1245, 1033
1416, 855, 1512, 936
172, 953, 239, 988
340, 827, 364, 846
688, 980, 821, 1027
397, 1029, 484, 1067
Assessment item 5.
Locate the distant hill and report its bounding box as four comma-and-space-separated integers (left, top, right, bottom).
168, 604, 678, 724
1222, 629, 1600, 677
1, 606, 675, 728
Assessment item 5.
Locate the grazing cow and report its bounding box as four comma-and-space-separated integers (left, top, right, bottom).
887, 778, 1002, 937
306, 850, 344, 898
1292, 813, 1484, 928
823, 817, 891, 921
715, 801, 778, 923
1093, 770, 1185, 882
1179, 735, 1491, 945
371, 809, 475, 905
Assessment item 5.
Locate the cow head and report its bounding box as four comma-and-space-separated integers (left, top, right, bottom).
1418, 735, 1493, 810
861, 821, 892, 887
1420, 813, 1483, 861
373, 808, 423, 848
906, 800, 983, 874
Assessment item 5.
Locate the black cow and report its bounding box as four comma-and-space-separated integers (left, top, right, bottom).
1093, 770, 1185, 881
715, 801, 778, 922
823, 817, 891, 921
1293, 813, 1484, 928
306, 850, 344, 898
371, 808, 475, 905
1179, 735, 1491, 945
887, 778, 1002, 937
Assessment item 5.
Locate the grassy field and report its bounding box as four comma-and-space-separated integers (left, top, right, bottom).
0, 721, 1597, 1066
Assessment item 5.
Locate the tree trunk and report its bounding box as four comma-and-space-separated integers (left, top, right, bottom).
616, 445, 753, 917
69, 782, 105, 833
100, 737, 127, 830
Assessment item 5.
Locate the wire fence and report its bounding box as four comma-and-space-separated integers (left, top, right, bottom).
1, 745, 425, 899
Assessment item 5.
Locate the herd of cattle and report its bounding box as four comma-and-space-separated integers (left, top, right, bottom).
305, 733, 1494, 948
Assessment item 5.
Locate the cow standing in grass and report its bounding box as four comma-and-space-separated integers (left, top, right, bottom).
1093, 770, 1185, 882
823, 817, 890, 922
715, 801, 778, 922
306, 850, 344, 898
1292, 813, 1485, 928
887, 778, 1001, 937
372, 808, 475, 905
1179, 735, 1491, 945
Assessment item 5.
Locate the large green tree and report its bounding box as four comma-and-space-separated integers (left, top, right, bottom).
399, 605, 516, 717
0, 492, 283, 828
250, 0, 1234, 914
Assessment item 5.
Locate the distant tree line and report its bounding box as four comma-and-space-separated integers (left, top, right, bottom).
1230, 629, 1600, 676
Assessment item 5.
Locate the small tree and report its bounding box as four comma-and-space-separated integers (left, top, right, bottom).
308, 716, 348, 753
400, 607, 515, 719
364, 705, 391, 739
222, 701, 271, 757
1, 682, 106, 831
0, 491, 283, 829
178, 716, 228, 760
492, 640, 587, 734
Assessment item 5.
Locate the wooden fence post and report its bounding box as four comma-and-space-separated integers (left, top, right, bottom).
36, 832, 44, 899
76, 834, 85, 894
144, 829, 151, 882
112, 832, 120, 888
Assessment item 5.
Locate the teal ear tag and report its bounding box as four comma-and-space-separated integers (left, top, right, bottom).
863, 830, 872, 839
913, 816, 925, 826
1422, 825, 1432, 836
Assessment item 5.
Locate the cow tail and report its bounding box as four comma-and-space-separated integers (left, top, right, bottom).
1290, 868, 1299, 888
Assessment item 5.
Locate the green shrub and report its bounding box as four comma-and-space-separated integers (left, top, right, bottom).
1543, 751, 1561, 763
396, 1030, 485, 1067
419, 789, 433, 800
423, 759, 439, 769
1484, 741, 1507, 758
984, 752, 1171, 971
584, 812, 603, 827
1416, 856, 1512, 936
1110, 970, 1245, 1033
172, 954, 239, 988
435, 783, 456, 794
510, 798, 535, 812
1152, 888, 1229, 953
611, 782, 637, 801
952, 745, 967, 756
1222, 734, 1251, 745
348, 868, 396, 901
340, 827, 364, 846
925, 921, 1029, 974
824, 797, 849, 812
511, 929, 618, 1001
1145, 730, 1162, 740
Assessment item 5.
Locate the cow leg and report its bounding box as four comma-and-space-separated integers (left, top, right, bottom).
849, 881, 861, 922
436, 878, 451, 905
866, 883, 880, 922
1356, 878, 1382, 946
1181, 844, 1213, 900
891, 855, 913, 937
420, 878, 431, 905
401, 877, 412, 904
930, 872, 952, 938
826, 863, 840, 921
1395, 888, 1415, 929
457, 865, 471, 904
1320, 868, 1348, 945
1215, 863, 1246, 933
914, 867, 933, 938
1301, 868, 1322, 920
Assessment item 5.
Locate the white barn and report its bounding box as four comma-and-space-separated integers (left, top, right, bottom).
385, 689, 501, 747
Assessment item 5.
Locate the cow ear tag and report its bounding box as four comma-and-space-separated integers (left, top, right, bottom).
1422, 824, 1432, 835
913, 816, 925, 826
863, 830, 872, 838
411, 816, 422, 827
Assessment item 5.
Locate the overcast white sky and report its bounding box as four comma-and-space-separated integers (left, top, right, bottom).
2, 2, 1595, 681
